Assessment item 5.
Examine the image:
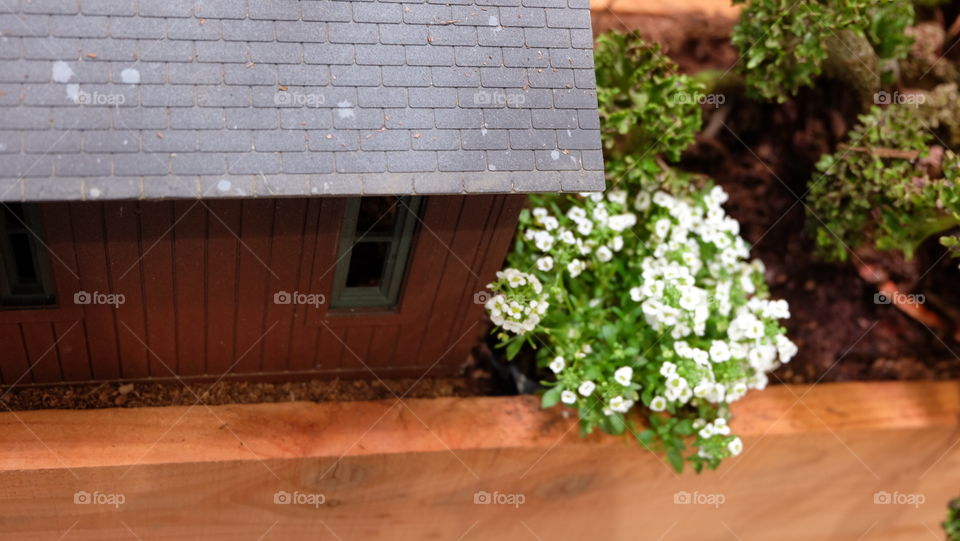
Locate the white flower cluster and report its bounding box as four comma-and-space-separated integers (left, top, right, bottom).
523, 191, 635, 280
486, 182, 797, 466
485, 269, 549, 335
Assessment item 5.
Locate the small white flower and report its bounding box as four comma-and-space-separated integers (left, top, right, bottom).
567, 207, 586, 221
559, 229, 576, 245
596, 246, 613, 262
629, 287, 643, 302
654, 218, 671, 238
607, 189, 627, 206
709, 340, 731, 363
659, 361, 677, 377
608, 395, 633, 413
561, 390, 577, 405
567, 259, 585, 278
532, 207, 548, 218
698, 424, 715, 439
536, 256, 554, 272
649, 396, 667, 412
609, 236, 624, 251
727, 437, 743, 456
634, 191, 651, 211
776, 334, 798, 363
613, 366, 633, 386
576, 219, 593, 236
549, 356, 565, 374
578, 380, 596, 396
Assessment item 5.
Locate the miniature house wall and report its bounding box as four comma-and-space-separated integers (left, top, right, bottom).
0, 0, 603, 385
0, 195, 523, 384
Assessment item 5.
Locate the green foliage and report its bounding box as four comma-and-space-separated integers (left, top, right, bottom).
807, 105, 960, 261
732, 0, 914, 102
594, 32, 703, 162
484, 35, 794, 473
946, 498, 960, 541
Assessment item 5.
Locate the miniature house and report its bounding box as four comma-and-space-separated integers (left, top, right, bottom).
0, 0, 603, 385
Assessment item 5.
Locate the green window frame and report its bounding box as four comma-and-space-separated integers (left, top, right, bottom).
0, 203, 56, 309
330, 196, 422, 310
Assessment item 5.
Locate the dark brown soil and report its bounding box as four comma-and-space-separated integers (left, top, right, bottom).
663, 22, 960, 383
0, 372, 495, 411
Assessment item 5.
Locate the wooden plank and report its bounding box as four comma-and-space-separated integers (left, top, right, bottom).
204, 201, 241, 376
0, 324, 30, 385
138, 202, 178, 378
54, 320, 90, 383
338, 325, 373, 373
103, 202, 149, 379
19, 322, 59, 383
0, 381, 959, 540
415, 195, 497, 371
367, 324, 400, 372
286, 198, 323, 372
592, 0, 739, 16
172, 201, 206, 376
390, 196, 465, 368
69, 203, 120, 380
233, 199, 274, 374
260, 199, 309, 373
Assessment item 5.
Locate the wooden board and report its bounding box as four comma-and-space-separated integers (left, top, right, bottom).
0, 381, 958, 540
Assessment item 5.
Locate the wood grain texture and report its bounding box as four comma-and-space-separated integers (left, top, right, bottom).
0, 381, 958, 540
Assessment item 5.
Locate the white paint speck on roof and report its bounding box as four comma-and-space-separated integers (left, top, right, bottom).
120, 68, 140, 84
52, 61, 73, 83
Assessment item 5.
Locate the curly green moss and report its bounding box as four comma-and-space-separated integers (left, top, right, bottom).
594, 32, 704, 163
732, 0, 914, 102
807, 105, 960, 261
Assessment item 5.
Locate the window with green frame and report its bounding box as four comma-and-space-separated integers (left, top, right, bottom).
330, 196, 422, 310
0, 203, 56, 309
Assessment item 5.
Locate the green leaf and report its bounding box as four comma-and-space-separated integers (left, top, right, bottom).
541, 386, 562, 409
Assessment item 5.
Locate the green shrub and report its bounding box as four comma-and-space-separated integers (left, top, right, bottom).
484, 32, 794, 473
807, 105, 960, 261
732, 0, 914, 102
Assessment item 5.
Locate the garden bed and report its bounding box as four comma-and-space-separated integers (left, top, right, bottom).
0, 380, 957, 540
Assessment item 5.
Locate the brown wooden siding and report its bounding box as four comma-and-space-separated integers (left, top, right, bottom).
0, 195, 524, 386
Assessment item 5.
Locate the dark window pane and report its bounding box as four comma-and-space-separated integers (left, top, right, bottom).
345, 242, 389, 288
355, 197, 399, 235
1, 204, 56, 308
4, 203, 26, 230
10, 234, 39, 287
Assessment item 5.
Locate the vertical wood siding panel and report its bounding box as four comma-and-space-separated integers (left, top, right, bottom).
415, 195, 496, 373
366, 325, 400, 372
204, 201, 241, 376
104, 202, 149, 379
55, 320, 91, 382
70, 203, 121, 380
447, 194, 526, 374
0, 324, 31, 385
173, 201, 206, 376
233, 200, 274, 374
339, 325, 373, 373
139, 202, 179, 377
260, 199, 308, 373
314, 325, 344, 372
20, 322, 60, 383
390, 196, 465, 369
41, 202, 91, 381
287, 199, 323, 372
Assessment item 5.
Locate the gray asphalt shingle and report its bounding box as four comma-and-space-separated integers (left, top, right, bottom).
0, 0, 603, 200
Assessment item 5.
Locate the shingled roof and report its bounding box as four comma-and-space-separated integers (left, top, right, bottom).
0, 0, 604, 201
